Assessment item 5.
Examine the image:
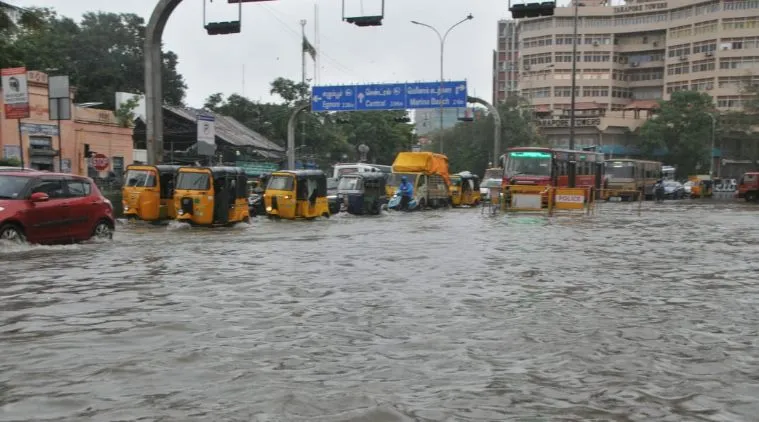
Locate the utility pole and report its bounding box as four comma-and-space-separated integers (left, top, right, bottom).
300, 19, 307, 150
568, 1, 581, 187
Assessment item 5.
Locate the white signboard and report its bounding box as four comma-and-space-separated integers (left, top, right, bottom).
556, 194, 584, 204
1, 67, 29, 119
512, 194, 542, 209
196, 114, 216, 156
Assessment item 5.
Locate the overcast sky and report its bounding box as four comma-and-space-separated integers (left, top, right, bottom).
13, 0, 572, 107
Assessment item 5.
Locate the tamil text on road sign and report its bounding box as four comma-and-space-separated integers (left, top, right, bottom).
311, 81, 467, 112
196, 114, 216, 156
2, 67, 30, 119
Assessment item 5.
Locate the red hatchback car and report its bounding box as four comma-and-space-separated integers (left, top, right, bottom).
0, 170, 115, 244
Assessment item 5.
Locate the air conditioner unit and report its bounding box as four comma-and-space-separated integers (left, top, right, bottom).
593, 41, 599, 47
631, 62, 640, 67
653, 41, 659, 47
705, 51, 714, 57
680, 56, 688, 61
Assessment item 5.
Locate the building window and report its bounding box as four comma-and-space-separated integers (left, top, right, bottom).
668, 43, 691, 58
583, 52, 611, 62
722, 17, 759, 30
693, 20, 718, 35
554, 86, 579, 97
523, 53, 553, 66
584, 34, 611, 45
667, 62, 690, 75
719, 56, 759, 70
555, 53, 581, 63
669, 25, 692, 39
695, 1, 720, 15
693, 40, 717, 54
612, 87, 632, 98
112, 156, 124, 179
692, 59, 716, 73
29, 136, 53, 150
690, 78, 715, 91
582, 86, 609, 97
670, 6, 693, 20
723, 1, 759, 11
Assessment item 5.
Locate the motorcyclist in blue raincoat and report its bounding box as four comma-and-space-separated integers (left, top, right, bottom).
398, 176, 414, 211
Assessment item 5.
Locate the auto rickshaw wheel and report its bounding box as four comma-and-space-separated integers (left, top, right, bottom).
322, 212, 330, 218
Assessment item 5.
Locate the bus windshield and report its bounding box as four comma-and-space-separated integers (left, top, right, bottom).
606, 162, 635, 178
505, 151, 551, 177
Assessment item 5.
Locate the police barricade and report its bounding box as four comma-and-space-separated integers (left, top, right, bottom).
597, 188, 643, 216
502, 185, 550, 213
549, 187, 594, 216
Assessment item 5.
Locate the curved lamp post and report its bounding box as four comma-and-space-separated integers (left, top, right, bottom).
411, 14, 473, 154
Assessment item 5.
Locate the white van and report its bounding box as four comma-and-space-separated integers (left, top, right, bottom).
331, 163, 390, 180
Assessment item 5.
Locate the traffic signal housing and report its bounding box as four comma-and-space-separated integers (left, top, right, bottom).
509, 2, 556, 19
205, 21, 241, 35
345, 16, 383, 27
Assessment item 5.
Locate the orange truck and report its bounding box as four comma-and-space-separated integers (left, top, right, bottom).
736, 172, 759, 202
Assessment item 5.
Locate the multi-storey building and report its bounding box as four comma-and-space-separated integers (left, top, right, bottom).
512, 0, 759, 165
494, 19, 521, 104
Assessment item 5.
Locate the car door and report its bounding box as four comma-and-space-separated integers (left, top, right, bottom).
65, 177, 96, 240
24, 177, 72, 242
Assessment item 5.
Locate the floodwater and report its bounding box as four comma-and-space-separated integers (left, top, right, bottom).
2, 200, 759, 421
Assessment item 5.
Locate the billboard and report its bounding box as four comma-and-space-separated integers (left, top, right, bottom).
2, 67, 30, 119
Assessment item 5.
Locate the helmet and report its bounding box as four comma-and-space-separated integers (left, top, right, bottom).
401, 176, 408, 182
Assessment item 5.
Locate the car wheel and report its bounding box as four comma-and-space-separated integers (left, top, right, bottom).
92, 220, 114, 240
0, 223, 25, 243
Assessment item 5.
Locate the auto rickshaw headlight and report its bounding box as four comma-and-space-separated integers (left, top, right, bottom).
284, 195, 291, 200
266, 206, 272, 212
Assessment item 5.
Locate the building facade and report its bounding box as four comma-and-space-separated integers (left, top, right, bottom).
494, 19, 520, 104
0, 71, 133, 177
510, 0, 759, 157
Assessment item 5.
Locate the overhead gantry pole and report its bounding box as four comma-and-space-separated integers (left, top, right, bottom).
287, 103, 311, 170
467, 95, 502, 165
145, 0, 184, 165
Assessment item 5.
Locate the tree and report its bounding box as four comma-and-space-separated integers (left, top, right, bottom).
0, 9, 187, 109
639, 91, 716, 177
428, 96, 545, 176
269, 77, 309, 106
114, 94, 140, 127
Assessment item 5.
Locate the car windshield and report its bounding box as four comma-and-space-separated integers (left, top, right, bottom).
267, 175, 294, 191
450, 178, 462, 186
338, 177, 362, 191
327, 178, 338, 190
483, 169, 502, 180
0, 175, 30, 199
387, 173, 418, 188
606, 162, 634, 178
664, 181, 680, 187
124, 169, 157, 187
505, 151, 551, 177
176, 172, 210, 190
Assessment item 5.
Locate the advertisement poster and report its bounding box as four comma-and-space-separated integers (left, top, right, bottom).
2, 67, 30, 119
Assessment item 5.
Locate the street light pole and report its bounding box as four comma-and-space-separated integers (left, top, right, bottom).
412, 14, 473, 154
708, 113, 717, 178
568, 1, 580, 187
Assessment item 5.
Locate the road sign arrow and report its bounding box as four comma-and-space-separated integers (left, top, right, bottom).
357, 92, 365, 103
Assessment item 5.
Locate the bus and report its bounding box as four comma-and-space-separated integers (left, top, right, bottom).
603, 159, 662, 201
500, 146, 606, 192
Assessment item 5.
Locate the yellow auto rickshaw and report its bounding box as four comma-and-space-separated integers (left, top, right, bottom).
449, 171, 482, 207
688, 174, 714, 198
174, 166, 250, 226
122, 164, 180, 222
264, 170, 330, 220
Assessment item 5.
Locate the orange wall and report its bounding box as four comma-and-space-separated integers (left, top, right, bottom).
0, 70, 133, 177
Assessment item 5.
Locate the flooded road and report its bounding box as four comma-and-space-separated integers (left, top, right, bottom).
2, 201, 759, 421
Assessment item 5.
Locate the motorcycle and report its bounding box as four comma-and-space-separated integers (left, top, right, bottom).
387, 191, 418, 211
248, 192, 265, 216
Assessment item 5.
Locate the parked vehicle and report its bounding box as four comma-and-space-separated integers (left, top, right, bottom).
737, 172, 759, 202
688, 175, 714, 198
662, 180, 686, 199
327, 177, 340, 215
264, 170, 330, 220
0, 170, 115, 244
337, 172, 388, 215
122, 165, 180, 222
174, 167, 250, 226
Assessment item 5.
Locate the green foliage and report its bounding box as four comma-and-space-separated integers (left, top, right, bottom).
0, 8, 187, 109
0, 157, 21, 166
428, 96, 545, 176
639, 91, 715, 177
114, 94, 140, 127
204, 78, 415, 167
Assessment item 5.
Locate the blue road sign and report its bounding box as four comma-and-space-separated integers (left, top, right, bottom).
311, 81, 467, 112
311, 85, 357, 111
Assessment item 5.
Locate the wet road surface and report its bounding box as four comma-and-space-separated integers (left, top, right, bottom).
2, 200, 759, 421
